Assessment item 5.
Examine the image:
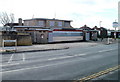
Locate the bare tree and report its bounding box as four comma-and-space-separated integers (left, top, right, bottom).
0, 12, 15, 28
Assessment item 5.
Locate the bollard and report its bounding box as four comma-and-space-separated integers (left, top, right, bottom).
107, 38, 110, 44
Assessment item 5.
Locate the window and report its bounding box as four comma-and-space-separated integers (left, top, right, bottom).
49, 21, 55, 27
64, 22, 70, 27
24, 21, 30, 26
58, 22, 62, 27
38, 21, 44, 27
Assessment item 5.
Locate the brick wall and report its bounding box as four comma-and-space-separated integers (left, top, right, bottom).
0, 31, 32, 46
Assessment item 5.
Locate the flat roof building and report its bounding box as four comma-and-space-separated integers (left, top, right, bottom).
23, 18, 73, 28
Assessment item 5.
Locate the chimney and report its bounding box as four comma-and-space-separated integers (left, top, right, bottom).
18, 18, 22, 26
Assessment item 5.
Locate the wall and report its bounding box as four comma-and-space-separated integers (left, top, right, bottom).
24, 20, 36, 26
0, 31, 32, 46
23, 19, 72, 28
27, 30, 48, 44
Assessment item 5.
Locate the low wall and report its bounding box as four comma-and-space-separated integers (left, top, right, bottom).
0, 31, 32, 46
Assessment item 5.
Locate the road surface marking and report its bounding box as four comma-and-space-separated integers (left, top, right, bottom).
22, 53, 25, 61
48, 54, 86, 60
1, 60, 78, 74
48, 56, 73, 60
7, 54, 14, 63
0, 63, 21, 67
74, 54, 86, 56
98, 49, 117, 53
74, 65, 120, 82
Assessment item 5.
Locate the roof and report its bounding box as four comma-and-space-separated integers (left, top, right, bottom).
14, 26, 43, 28
92, 26, 107, 30
23, 18, 73, 22
14, 26, 51, 29
0, 27, 16, 31
80, 25, 91, 30
4, 23, 23, 26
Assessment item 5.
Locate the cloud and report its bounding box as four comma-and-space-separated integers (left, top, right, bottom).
0, 0, 119, 29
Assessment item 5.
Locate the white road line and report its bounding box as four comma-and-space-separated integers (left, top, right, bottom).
74, 54, 86, 56
7, 54, 14, 63
48, 54, 87, 60
22, 53, 25, 62
48, 56, 73, 60
98, 49, 117, 53
0, 63, 20, 67
1, 60, 76, 74
98, 50, 109, 53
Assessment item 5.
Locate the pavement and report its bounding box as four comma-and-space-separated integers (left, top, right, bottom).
0, 38, 119, 53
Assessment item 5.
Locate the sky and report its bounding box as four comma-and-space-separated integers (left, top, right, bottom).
0, 0, 119, 29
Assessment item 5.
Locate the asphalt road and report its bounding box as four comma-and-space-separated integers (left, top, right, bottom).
1, 43, 119, 80
94, 69, 119, 80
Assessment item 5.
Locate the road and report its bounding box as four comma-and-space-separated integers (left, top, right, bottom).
94, 69, 119, 80
1, 43, 119, 80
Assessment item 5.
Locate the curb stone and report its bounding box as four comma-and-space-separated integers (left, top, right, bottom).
1, 47, 69, 54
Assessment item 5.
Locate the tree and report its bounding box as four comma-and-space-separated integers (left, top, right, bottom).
0, 12, 15, 28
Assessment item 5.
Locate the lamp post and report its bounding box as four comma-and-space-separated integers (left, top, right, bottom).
99, 21, 102, 27
113, 21, 118, 40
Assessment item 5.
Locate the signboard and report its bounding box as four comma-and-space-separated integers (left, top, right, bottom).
3, 39, 17, 51
3, 40, 16, 42
4, 47, 16, 50
113, 22, 118, 28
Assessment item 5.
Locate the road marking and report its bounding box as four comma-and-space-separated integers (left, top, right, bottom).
48, 54, 86, 60
74, 65, 120, 82
7, 54, 14, 63
0, 63, 21, 67
22, 53, 25, 61
1, 60, 77, 74
98, 49, 117, 53
48, 56, 73, 60
74, 54, 86, 56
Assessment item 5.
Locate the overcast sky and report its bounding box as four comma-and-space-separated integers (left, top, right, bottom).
0, 0, 119, 29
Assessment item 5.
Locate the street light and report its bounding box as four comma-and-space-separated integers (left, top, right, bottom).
113, 21, 118, 40
99, 21, 102, 27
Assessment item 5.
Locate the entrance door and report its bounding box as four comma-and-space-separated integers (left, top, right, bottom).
86, 32, 90, 41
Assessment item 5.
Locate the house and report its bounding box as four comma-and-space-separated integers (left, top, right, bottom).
80, 25, 98, 41
92, 26, 108, 38
13, 18, 73, 43
80, 25, 91, 30
4, 18, 23, 27
107, 30, 120, 38
23, 18, 73, 28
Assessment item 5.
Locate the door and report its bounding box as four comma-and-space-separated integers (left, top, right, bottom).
86, 32, 90, 41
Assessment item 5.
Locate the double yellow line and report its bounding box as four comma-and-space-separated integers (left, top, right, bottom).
74, 65, 120, 82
